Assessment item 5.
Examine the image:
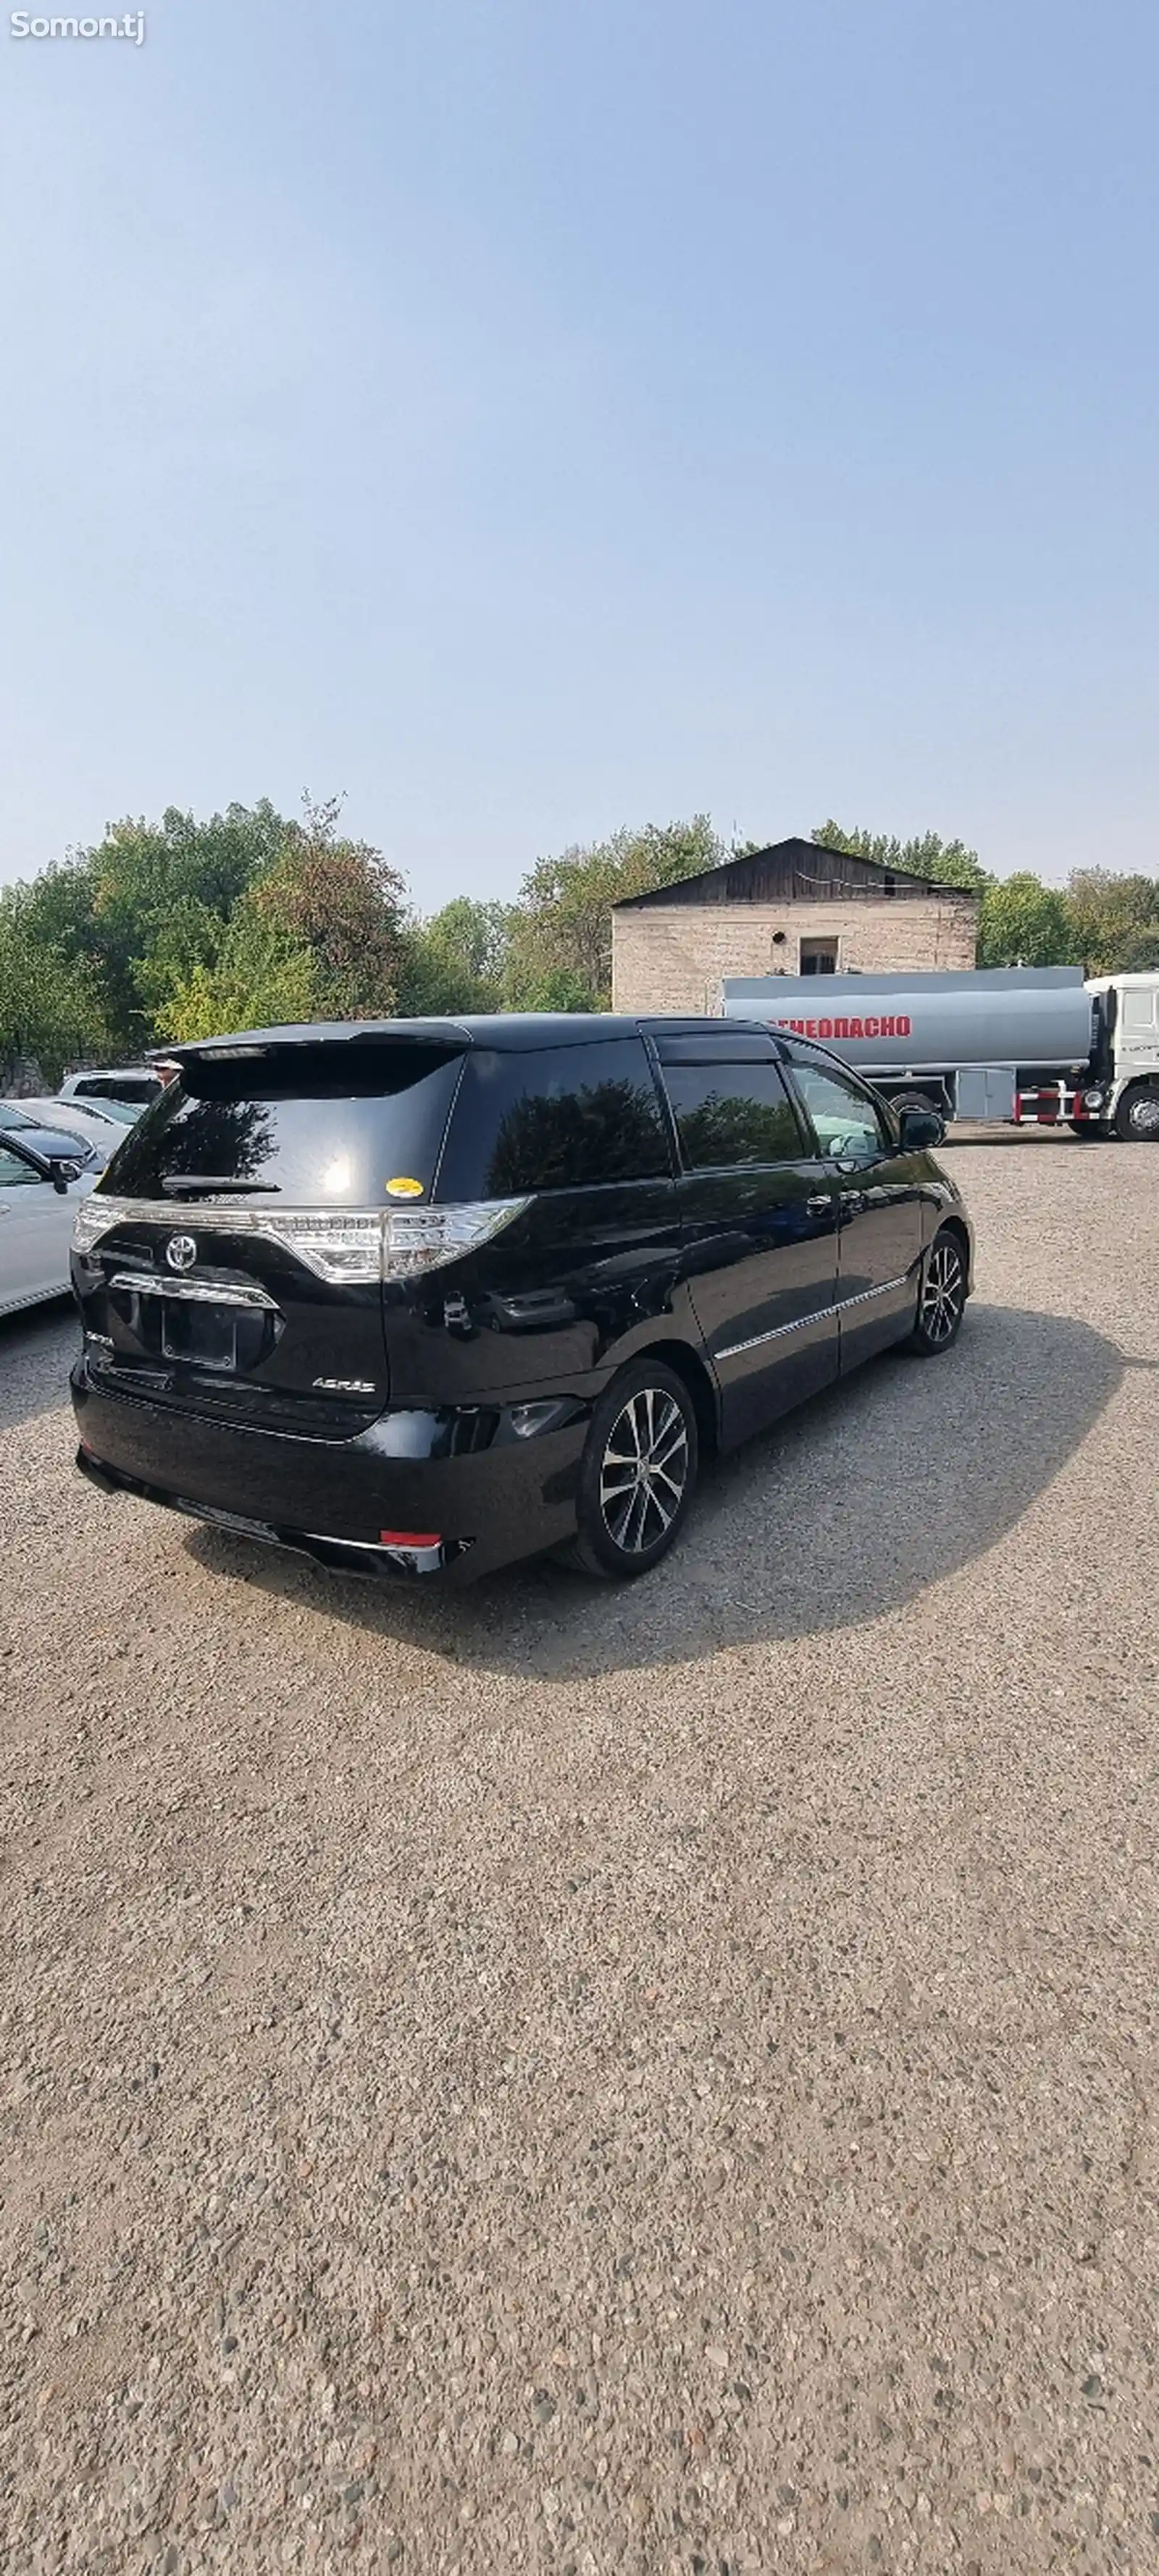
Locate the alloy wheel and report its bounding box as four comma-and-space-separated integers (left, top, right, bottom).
1129, 1092, 1159, 1137
599, 1385, 690, 1555
920, 1239, 965, 1346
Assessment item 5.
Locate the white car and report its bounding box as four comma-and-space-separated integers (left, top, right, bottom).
59, 1067, 162, 1109
0, 1135, 94, 1320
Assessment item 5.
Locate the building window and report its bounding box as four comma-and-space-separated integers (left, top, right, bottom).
800, 938, 838, 975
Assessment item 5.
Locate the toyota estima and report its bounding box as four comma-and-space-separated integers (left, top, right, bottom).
70, 1016, 973, 1583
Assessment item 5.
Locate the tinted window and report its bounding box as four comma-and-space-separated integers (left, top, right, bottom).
787, 1054, 888, 1161
102, 1043, 466, 1206
661, 1058, 804, 1170
435, 1041, 670, 1199
77, 1076, 160, 1104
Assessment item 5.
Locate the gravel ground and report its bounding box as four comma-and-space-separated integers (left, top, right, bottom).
1, 1135, 1158, 2576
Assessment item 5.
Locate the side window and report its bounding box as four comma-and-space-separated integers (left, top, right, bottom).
1123, 990, 1157, 1032
787, 1054, 889, 1162
0, 1147, 46, 1190
435, 1041, 671, 1199
661, 1058, 805, 1171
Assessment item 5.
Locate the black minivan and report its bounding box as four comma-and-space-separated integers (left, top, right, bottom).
70, 1015, 973, 1584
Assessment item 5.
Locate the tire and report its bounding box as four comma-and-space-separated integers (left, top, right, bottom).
1113, 1083, 1159, 1142
559, 1359, 699, 1580
907, 1227, 968, 1357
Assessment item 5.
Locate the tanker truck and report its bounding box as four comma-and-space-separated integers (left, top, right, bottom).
719, 966, 1159, 1141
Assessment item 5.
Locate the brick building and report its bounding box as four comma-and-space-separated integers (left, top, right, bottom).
611, 838, 979, 1017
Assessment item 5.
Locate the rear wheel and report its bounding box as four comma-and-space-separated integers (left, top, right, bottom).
560, 1359, 698, 1580
907, 1227, 967, 1357
1113, 1083, 1159, 1141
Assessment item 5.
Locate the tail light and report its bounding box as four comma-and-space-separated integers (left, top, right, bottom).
72, 1196, 529, 1280
380, 1201, 528, 1280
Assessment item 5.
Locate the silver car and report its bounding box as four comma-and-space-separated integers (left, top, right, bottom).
20, 1098, 135, 1167
0, 1135, 94, 1320
1, 1099, 101, 1170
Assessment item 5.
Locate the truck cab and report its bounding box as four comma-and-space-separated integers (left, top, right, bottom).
1084, 975, 1159, 1138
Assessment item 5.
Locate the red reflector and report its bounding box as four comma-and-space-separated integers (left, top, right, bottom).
380, 1530, 442, 1548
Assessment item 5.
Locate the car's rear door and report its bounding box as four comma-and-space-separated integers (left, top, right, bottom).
651, 1033, 840, 1442
71, 1037, 467, 1438
782, 1046, 923, 1367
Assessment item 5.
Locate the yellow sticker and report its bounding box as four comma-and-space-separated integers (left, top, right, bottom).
385, 1176, 424, 1199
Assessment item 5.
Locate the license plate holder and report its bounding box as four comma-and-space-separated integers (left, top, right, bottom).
162, 1300, 238, 1372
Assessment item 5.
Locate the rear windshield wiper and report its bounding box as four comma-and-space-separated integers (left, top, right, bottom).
159, 1176, 282, 1195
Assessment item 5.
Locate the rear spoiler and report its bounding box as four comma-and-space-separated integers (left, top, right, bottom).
146, 1019, 474, 1071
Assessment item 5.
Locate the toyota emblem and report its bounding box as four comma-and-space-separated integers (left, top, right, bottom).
165, 1233, 197, 1273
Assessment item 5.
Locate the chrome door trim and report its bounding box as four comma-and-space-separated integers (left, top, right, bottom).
108, 1271, 279, 1312
716, 1272, 909, 1364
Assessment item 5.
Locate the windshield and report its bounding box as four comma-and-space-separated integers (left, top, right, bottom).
101, 1041, 466, 1205
72, 1075, 161, 1105
66, 1098, 138, 1125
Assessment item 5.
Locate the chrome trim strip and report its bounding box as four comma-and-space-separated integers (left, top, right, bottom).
91, 1198, 387, 1224
716, 1273, 911, 1364
838, 1271, 910, 1312
717, 1303, 840, 1363
108, 1271, 279, 1312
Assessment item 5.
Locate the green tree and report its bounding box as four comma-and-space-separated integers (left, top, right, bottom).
812, 820, 989, 890
155, 795, 409, 1038
1064, 867, 1159, 972
0, 891, 111, 1082
17, 799, 290, 1056
155, 899, 317, 1043
505, 815, 726, 1010
977, 872, 1075, 967
400, 897, 514, 1014
508, 965, 600, 1014
253, 794, 409, 1019
1113, 928, 1159, 972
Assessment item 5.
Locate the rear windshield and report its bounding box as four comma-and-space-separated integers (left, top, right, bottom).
75, 1076, 161, 1104
102, 1042, 466, 1205
435, 1039, 671, 1199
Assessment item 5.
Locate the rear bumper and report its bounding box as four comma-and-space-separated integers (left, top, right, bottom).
70, 1362, 589, 1584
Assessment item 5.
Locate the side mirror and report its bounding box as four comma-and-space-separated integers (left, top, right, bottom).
898, 1108, 945, 1151
50, 1157, 83, 1193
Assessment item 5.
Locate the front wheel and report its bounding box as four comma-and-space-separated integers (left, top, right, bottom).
907, 1227, 967, 1357
560, 1359, 699, 1580
1113, 1083, 1159, 1142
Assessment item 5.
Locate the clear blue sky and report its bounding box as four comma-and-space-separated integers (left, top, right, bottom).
2, 0, 1156, 904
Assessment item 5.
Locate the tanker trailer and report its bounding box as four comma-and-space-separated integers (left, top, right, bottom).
720, 966, 1159, 1136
